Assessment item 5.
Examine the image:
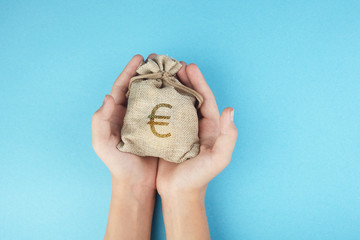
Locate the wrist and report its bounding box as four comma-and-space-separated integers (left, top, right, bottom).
160, 187, 207, 204
160, 187, 210, 240
111, 174, 156, 201
158, 183, 207, 199
105, 174, 156, 240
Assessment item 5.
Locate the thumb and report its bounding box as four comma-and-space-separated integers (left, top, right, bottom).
211, 107, 238, 171
95, 95, 115, 121
92, 95, 115, 148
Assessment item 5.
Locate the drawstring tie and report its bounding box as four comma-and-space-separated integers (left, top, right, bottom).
126, 71, 203, 108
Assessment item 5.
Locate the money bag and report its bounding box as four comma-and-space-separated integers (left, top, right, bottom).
117, 55, 203, 163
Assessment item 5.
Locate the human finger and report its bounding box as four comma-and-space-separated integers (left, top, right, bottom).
110, 54, 144, 106
186, 63, 220, 120
177, 61, 193, 88
210, 107, 238, 173
92, 95, 115, 151
146, 53, 157, 60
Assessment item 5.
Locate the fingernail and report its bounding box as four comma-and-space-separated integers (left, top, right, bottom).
230, 109, 234, 121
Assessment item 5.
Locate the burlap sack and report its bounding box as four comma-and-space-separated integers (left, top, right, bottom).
117, 55, 203, 163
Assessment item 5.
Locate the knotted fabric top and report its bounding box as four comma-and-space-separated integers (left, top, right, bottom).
126, 55, 203, 108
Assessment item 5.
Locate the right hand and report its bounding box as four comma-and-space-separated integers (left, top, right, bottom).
156, 58, 238, 197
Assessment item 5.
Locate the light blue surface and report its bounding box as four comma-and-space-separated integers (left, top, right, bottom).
1, 1, 359, 239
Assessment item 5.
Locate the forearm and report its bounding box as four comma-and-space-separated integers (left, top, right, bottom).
160, 190, 210, 240
104, 176, 156, 240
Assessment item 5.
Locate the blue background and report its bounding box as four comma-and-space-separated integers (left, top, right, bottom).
1, 0, 359, 239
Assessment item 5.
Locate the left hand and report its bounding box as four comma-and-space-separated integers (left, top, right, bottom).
92, 54, 158, 192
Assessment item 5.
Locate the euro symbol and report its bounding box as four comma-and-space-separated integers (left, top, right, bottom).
147, 103, 172, 138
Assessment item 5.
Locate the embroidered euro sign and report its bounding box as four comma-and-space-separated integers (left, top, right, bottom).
147, 103, 172, 138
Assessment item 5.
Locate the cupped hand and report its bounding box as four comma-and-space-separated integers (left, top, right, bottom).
156, 56, 238, 197
92, 54, 158, 191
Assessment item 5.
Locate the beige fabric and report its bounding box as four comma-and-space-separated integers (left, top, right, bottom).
117, 55, 202, 163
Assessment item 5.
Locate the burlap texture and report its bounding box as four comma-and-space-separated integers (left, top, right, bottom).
117, 55, 201, 163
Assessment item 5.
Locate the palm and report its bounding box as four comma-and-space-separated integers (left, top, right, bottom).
157, 120, 217, 188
